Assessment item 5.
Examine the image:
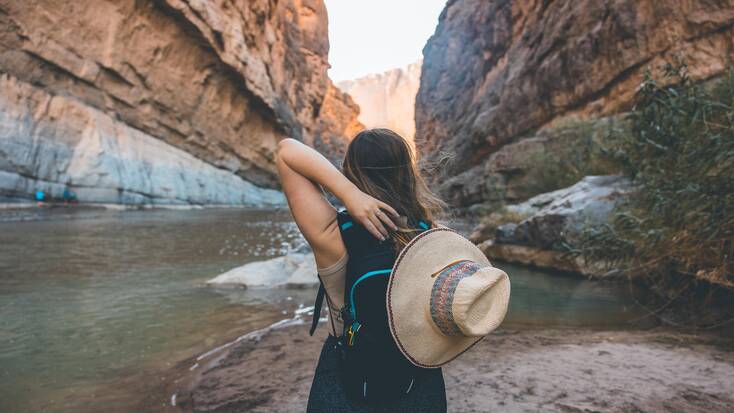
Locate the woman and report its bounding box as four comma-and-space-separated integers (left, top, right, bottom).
276, 128, 448, 412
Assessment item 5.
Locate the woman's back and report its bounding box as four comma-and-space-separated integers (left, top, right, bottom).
276, 128, 448, 412
307, 210, 447, 412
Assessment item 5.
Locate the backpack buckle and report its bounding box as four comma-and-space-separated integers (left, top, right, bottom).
346, 321, 362, 346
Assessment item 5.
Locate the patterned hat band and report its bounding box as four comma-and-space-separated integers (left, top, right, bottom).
429, 260, 482, 336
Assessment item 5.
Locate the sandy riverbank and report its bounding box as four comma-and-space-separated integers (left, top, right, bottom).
165, 321, 734, 413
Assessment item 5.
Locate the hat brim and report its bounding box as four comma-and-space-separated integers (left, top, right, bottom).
387, 228, 504, 368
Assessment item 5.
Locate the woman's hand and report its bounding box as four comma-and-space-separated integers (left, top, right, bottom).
275, 138, 399, 241
342, 188, 400, 241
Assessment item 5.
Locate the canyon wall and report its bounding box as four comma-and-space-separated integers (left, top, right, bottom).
416, 0, 734, 208
338, 60, 421, 145
0, 0, 360, 205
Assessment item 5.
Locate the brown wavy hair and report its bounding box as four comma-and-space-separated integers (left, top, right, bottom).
342, 128, 447, 254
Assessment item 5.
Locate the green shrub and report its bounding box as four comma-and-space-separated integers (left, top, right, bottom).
567, 62, 734, 291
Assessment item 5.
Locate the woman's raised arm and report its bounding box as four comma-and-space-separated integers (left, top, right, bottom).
275, 138, 399, 267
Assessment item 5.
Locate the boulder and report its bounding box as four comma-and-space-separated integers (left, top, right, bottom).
472, 175, 631, 276
207, 252, 318, 289
497, 175, 632, 250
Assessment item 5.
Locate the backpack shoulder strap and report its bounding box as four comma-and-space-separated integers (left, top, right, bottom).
309, 282, 326, 336
417, 218, 431, 231
336, 209, 356, 244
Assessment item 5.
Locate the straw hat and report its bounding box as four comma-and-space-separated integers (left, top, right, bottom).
386, 227, 510, 368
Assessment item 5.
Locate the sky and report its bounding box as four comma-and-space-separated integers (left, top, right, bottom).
323, 0, 447, 82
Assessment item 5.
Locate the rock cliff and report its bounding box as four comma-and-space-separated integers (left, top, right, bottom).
0, 0, 360, 205
416, 0, 734, 208
338, 61, 421, 145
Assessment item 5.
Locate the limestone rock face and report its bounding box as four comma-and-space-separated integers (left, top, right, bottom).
0, 0, 360, 205
0, 74, 284, 206
416, 0, 734, 207
338, 61, 422, 144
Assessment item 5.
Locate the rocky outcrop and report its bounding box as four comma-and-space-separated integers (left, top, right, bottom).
416, 0, 734, 208
338, 61, 422, 144
0, 0, 360, 205
472, 175, 631, 275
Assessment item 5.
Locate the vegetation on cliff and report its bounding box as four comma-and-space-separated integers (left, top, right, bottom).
567, 63, 734, 297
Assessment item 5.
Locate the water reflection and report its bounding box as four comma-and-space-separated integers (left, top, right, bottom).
500, 263, 648, 328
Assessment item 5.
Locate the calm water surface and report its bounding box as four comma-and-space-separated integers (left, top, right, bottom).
0, 207, 648, 412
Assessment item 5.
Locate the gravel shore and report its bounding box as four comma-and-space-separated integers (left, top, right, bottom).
166, 322, 734, 413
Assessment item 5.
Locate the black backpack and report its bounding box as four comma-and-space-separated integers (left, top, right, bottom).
310, 210, 433, 402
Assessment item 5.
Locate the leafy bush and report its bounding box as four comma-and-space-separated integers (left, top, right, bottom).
567, 62, 734, 292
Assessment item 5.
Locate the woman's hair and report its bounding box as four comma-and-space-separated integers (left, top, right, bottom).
342, 128, 447, 254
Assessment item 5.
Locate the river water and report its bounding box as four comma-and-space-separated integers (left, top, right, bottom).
0, 207, 649, 412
